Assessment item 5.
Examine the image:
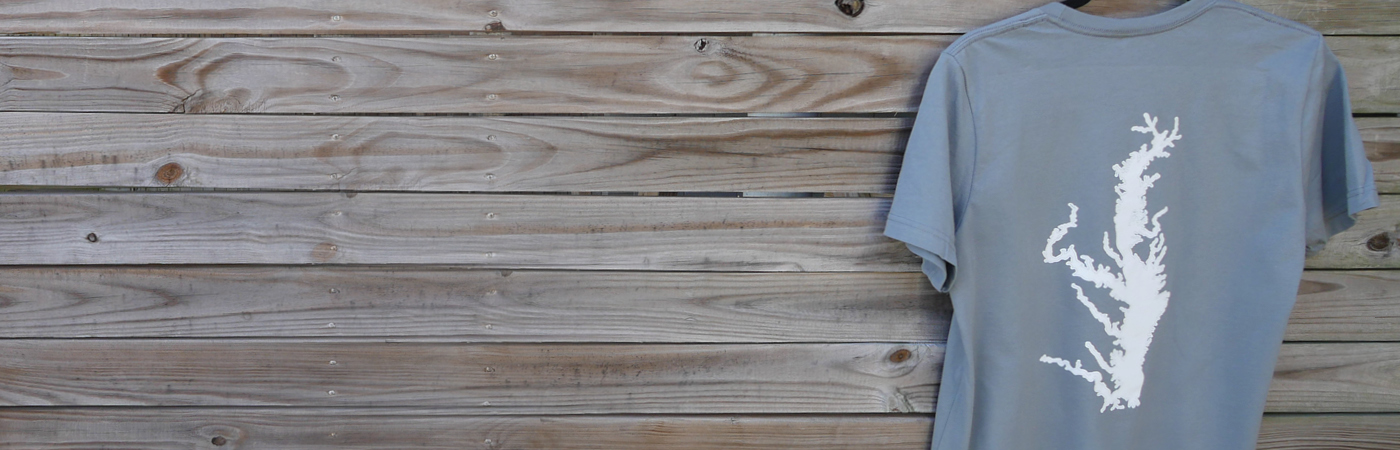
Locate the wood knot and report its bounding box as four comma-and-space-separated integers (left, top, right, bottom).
1365, 233, 1392, 252
85, 232, 99, 243
311, 242, 339, 262
155, 162, 184, 185
211, 436, 228, 446
889, 348, 911, 363
835, 0, 865, 17
694, 38, 710, 53
484, 21, 507, 32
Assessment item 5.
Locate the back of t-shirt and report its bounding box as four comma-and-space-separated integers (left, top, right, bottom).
882, 0, 1379, 449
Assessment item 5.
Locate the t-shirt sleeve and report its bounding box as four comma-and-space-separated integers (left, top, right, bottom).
884, 51, 976, 292
1303, 38, 1380, 257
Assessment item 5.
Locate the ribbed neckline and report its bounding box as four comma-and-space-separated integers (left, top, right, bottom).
1039, 0, 1219, 36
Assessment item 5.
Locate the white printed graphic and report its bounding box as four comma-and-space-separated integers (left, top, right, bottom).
1039, 112, 1181, 413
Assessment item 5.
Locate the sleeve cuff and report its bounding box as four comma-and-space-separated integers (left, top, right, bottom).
884, 214, 957, 292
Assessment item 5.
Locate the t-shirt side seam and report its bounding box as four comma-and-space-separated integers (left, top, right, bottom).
928, 343, 968, 450
948, 51, 979, 232
1301, 35, 1325, 227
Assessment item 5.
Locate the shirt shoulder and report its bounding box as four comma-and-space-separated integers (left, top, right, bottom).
941, 8, 1054, 58
1206, 0, 1323, 38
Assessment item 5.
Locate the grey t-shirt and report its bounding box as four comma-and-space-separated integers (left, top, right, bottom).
882, 0, 1380, 448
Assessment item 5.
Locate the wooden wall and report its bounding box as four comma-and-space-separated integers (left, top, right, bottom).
0, 1, 1398, 448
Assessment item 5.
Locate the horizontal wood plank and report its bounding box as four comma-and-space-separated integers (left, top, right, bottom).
0, 267, 950, 341
1307, 194, 1400, 269
1291, 270, 1400, 341
1, 192, 1398, 269
1269, 343, 1400, 413
0, 36, 1391, 114
0, 0, 1393, 35
0, 410, 1395, 450
1361, 117, 1400, 194
0, 340, 1394, 412
0, 341, 942, 412
0, 193, 915, 270
1257, 414, 1400, 449
3, 115, 1399, 195
0, 114, 908, 193
0, 266, 1392, 342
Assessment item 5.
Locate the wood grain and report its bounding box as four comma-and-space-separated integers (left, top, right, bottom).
0, 192, 915, 270
5, 410, 932, 450
0, 36, 1391, 114
0, 0, 1392, 35
0, 113, 908, 193
0, 265, 1393, 342
1292, 270, 1400, 341
3, 115, 1399, 195
0, 341, 1393, 411
0, 340, 942, 412
1328, 37, 1400, 114
1361, 117, 1400, 194
0, 35, 949, 114
0, 409, 1394, 450
1269, 343, 1400, 413
1257, 414, 1400, 450
1307, 195, 1400, 269
0, 267, 950, 341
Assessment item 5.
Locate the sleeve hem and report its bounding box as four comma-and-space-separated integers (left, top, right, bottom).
884, 213, 957, 266
1323, 186, 1379, 230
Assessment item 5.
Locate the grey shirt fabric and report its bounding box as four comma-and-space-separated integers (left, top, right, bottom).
882, 0, 1380, 449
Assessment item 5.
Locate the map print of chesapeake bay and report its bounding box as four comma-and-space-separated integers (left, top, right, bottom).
1039, 112, 1181, 413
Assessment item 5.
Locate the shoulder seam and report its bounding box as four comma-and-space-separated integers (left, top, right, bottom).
944, 11, 1051, 57
1211, 2, 1320, 37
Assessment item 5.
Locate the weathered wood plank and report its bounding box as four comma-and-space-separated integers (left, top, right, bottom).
0, 267, 949, 341
0, 192, 1395, 269
0, 193, 914, 270
0, 0, 1392, 35
1307, 194, 1400, 269
0, 36, 1391, 114
0, 266, 1392, 342
1360, 117, 1400, 194
0, 114, 908, 193
1258, 414, 1400, 450
4, 410, 932, 450
0, 341, 942, 412
1328, 37, 1400, 114
0, 341, 1391, 411
0, 410, 1394, 450
3, 115, 1399, 195
1269, 343, 1400, 413
1292, 270, 1400, 341
0, 36, 948, 114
